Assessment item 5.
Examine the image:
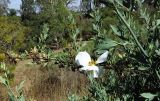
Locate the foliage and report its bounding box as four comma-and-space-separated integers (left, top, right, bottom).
82, 0, 160, 101
21, 0, 36, 21
0, 0, 10, 15
0, 16, 29, 52
66, 12, 80, 51
21, 0, 71, 48
8, 9, 17, 16
68, 94, 79, 101
67, 0, 160, 101
37, 24, 49, 51
1, 0, 160, 100
0, 62, 25, 101
0, 53, 6, 62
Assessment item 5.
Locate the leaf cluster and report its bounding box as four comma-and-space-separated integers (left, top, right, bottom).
0, 16, 29, 52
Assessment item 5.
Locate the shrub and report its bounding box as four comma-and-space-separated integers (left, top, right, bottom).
0, 16, 30, 52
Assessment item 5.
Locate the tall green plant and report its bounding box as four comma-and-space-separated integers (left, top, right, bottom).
0, 62, 25, 101
67, 12, 80, 51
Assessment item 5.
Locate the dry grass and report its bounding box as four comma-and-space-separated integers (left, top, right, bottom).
27, 67, 89, 101
0, 60, 89, 101
0, 84, 7, 101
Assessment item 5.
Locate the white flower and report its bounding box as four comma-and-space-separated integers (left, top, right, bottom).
75, 51, 109, 78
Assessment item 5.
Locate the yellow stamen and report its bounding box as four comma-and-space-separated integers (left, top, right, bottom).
88, 60, 96, 66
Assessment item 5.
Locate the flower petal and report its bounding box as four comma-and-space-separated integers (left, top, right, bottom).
79, 66, 88, 71
75, 51, 91, 66
79, 65, 99, 71
90, 66, 99, 78
93, 69, 99, 78
79, 66, 99, 78
96, 50, 109, 64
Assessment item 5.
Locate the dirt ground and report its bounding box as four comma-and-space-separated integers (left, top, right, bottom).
0, 59, 89, 101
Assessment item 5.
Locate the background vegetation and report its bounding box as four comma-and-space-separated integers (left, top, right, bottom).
0, 0, 160, 101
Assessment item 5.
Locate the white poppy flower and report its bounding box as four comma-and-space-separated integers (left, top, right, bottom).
75, 51, 109, 78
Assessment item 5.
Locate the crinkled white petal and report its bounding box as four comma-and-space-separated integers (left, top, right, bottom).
75, 51, 91, 66
79, 66, 88, 71
96, 50, 109, 64
79, 66, 99, 78
79, 65, 99, 71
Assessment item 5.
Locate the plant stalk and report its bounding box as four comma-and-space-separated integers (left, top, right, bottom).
113, 2, 148, 57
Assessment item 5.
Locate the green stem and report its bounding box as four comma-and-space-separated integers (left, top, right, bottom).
113, 2, 148, 57
6, 81, 18, 101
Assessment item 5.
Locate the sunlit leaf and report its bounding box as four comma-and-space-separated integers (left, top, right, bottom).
93, 24, 98, 31
0, 76, 6, 85
8, 92, 15, 101
140, 93, 157, 101
155, 40, 159, 48
115, 97, 120, 101
138, 67, 150, 71
156, 19, 160, 26
97, 38, 118, 50
16, 80, 25, 92
110, 25, 121, 36
155, 49, 160, 56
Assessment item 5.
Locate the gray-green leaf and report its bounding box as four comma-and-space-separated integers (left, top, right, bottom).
110, 25, 121, 36
138, 67, 150, 71
140, 93, 157, 101
16, 80, 25, 92
18, 95, 25, 101
97, 38, 118, 49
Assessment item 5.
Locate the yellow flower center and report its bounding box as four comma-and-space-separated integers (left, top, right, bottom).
88, 60, 96, 66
